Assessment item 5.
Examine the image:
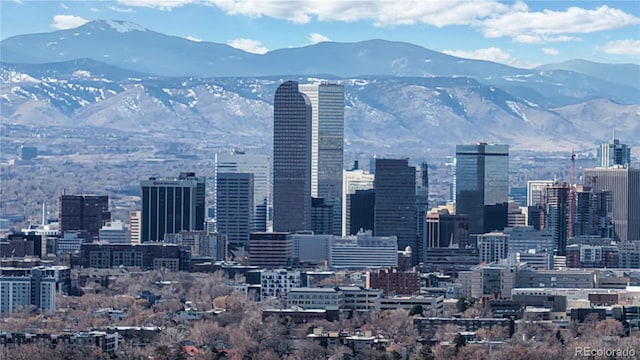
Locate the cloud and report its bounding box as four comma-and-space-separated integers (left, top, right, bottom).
89, 7, 100, 12
186, 35, 203, 42
227, 38, 268, 54
108, 5, 134, 13
597, 40, 640, 56
443, 47, 513, 64
482, 5, 640, 43
60, 3, 69, 9
542, 48, 559, 56
117, 0, 193, 10
308, 32, 330, 44
51, 15, 89, 29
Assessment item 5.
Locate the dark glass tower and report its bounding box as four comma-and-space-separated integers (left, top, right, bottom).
59, 195, 110, 240
140, 172, 205, 242
373, 159, 417, 263
544, 183, 569, 256
455, 143, 509, 234
273, 81, 312, 232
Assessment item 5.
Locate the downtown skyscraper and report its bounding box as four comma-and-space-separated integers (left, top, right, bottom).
299, 83, 345, 236
273, 81, 312, 232
455, 143, 509, 234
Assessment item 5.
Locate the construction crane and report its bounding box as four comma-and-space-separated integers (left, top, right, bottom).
568, 150, 576, 241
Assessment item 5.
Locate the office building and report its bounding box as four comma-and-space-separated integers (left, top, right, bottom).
377, 295, 444, 313
583, 167, 640, 241
349, 189, 375, 236
273, 81, 312, 232
140, 172, 205, 242
455, 143, 509, 234
289, 232, 331, 264
214, 150, 270, 232
287, 287, 344, 310
527, 180, 554, 207
515, 268, 595, 288
79, 243, 191, 271
459, 264, 516, 299
618, 241, 640, 268
329, 232, 398, 269
544, 183, 570, 256
216, 172, 253, 249
503, 226, 554, 254
249, 232, 292, 268
311, 197, 333, 235
426, 209, 469, 248
299, 83, 345, 236
416, 163, 429, 264
565, 244, 618, 269
343, 169, 375, 236
58, 195, 110, 240
598, 138, 631, 168
164, 230, 226, 260
0, 266, 70, 314
423, 247, 480, 275
129, 211, 141, 244
374, 159, 417, 264
98, 221, 128, 244
477, 232, 509, 263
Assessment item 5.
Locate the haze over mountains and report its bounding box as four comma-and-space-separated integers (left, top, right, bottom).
1, 20, 639, 155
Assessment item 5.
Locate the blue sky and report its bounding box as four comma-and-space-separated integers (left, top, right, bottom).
1, 0, 639, 68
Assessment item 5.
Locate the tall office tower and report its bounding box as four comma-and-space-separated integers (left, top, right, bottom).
455, 143, 509, 234
598, 138, 631, 168
129, 211, 141, 244
591, 190, 615, 238
416, 163, 429, 262
216, 173, 254, 249
299, 83, 345, 236
214, 150, 270, 232
527, 180, 555, 207
273, 81, 312, 232
583, 167, 640, 241
544, 184, 570, 256
140, 172, 205, 243
426, 209, 469, 248
59, 195, 110, 241
342, 169, 375, 236
311, 198, 333, 235
374, 159, 417, 264
349, 189, 375, 235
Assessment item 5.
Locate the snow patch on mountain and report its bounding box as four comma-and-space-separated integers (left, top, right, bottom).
104, 20, 147, 33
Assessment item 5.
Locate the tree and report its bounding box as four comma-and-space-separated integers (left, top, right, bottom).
453, 333, 467, 353
409, 305, 424, 317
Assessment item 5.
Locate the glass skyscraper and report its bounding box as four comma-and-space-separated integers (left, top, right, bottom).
455, 143, 509, 234
272, 81, 312, 232
299, 83, 344, 236
598, 138, 631, 168
216, 172, 253, 249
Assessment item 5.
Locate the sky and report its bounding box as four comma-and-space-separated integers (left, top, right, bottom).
1, 0, 639, 68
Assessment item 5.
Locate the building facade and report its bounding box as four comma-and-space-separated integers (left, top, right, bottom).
273, 81, 312, 232
329, 232, 398, 269
0, 266, 70, 314
140, 172, 205, 243
216, 172, 254, 249
598, 138, 631, 168
343, 169, 375, 236
59, 195, 110, 240
249, 232, 293, 268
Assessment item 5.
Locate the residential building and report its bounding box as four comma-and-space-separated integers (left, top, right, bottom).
58, 195, 110, 240
374, 159, 417, 264
455, 143, 509, 234
566, 244, 618, 269
273, 81, 312, 232
79, 243, 190, 271
129, 211, 141, 244
414, 317, 514, 337
140, 172, 205, 242
544, 183, 570, 256
216, 172, 253, 249
366, 268, 419, 295
527, 180, 554, 207
0, 266, 70, 314
477, 232, 509, 263
619, 241, 640, 268
164, 231, 226, 260
260, 269, 301, 300
299, 83, 345, 236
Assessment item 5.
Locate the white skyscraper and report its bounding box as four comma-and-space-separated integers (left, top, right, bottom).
299, 83, 345, 236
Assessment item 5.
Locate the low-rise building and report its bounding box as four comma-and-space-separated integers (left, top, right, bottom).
260, 269, 301, 301
414, 317, 515, 337
0, 265, 70, 314
329, 232, 397, 269
366, 268, 420, 296
287, 287, 344, 310
376, 295, 444, 314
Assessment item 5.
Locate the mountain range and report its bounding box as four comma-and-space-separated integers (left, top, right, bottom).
1, 20, 639, 156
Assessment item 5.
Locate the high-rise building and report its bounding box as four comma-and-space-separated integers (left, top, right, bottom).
311, 197, 333, 235
374, 159, 417, 263
273, 81, 312, 232
416, 163, 429, 263
216, 173, 254, 249
58, 195, 110, 240
477, 232, 509, 263
598, 138, 631, 168
249, 232, 293, 268
544, 183, 570, 256
299, 83, 345, 236
455, 143, 509, 234
214, 150, 270, 232
349, 189, 375, 236
342, 169, 375, 236
527, 180, 554, 207
583, 167, 640, 241
129, 211, 141, 244
0, 266, 70, 314
140, 172, 205, 242
426, 209, 470, 249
